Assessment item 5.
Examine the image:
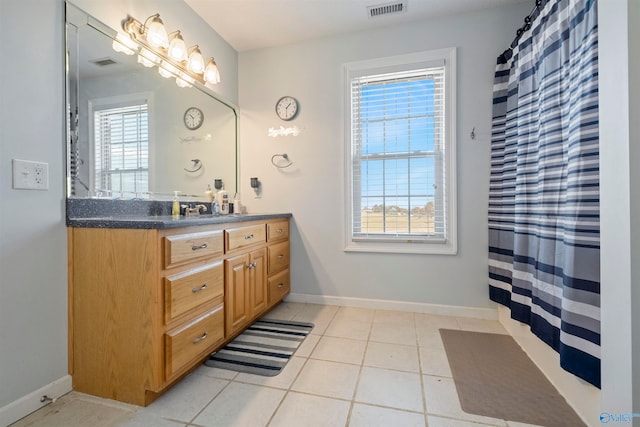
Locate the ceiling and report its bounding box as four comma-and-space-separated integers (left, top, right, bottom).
185, 0, 530, 52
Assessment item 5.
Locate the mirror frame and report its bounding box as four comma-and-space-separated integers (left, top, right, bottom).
65, 1, 239, 202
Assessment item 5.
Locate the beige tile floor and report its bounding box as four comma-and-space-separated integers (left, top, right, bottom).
11, 302, 546, 427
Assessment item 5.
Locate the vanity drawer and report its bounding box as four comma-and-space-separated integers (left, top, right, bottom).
164, 262, 224, 322
164, 230, 223, 268
225, 224, 266, 252
267, 220, 289, 242
268, 269, 290, 305
268, 241, 290, 274
165, 305, 224, 378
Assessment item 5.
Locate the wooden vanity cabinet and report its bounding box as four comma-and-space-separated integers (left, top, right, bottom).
266, 220, 291, 307
68, 217, 290, 406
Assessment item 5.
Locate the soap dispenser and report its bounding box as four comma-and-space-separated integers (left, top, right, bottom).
217, 186, 229, 215
205, 184, 214, 203
172, 191, 180, 218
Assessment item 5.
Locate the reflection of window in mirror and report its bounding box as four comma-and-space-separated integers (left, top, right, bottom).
89, 93, 152, 198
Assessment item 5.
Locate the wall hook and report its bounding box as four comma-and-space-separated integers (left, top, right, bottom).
470, 127, 476, 140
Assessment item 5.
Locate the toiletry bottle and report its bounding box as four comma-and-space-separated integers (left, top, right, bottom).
205, 184, 214, 203
172, 191, 180, 218
234, 193, 242, 214
218, 187, 229, 215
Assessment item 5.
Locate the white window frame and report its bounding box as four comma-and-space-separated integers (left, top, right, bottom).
343, 48, 457, 255
88, 92, 154, 198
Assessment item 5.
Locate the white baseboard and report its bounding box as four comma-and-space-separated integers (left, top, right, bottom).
0, 375, 72, 427
498, 308, 601, 427
285, 292, 499, 320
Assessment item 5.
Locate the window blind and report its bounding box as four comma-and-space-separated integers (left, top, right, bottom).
350, 66, 446, 241
94, 103, 149, 197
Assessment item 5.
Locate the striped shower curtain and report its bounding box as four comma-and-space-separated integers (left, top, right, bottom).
488, 0, 600, 387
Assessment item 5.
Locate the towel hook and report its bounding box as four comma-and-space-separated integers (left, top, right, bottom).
184, 159, 203, 173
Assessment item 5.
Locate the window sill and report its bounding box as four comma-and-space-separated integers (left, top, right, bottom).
344, 239, 457, 255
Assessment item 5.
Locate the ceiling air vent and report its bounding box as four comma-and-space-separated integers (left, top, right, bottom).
367, 1, 407, 18
90, 57, 118, 67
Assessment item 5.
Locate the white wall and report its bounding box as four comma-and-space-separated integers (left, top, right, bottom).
0, 0, 238, 424
0, 0, 68, 417
599, 0, 640, 421
239, 4, 531, 308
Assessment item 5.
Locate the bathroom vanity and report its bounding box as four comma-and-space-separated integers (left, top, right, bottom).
67, 213, 291, 406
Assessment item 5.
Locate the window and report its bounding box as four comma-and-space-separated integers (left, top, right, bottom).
91, 95, 150, 198
344, 49, 457, 254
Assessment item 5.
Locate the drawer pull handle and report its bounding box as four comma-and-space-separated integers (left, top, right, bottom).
277, 283, 284, 288
277, 254, 284, 259
192, 243, 208, 251
244, 234, 254, 240
276, 228, 283, 233
192, 283, 208, 293
247, 262, 257, 270
193, 332, 208, 344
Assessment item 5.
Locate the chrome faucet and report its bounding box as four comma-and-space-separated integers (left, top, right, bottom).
181, 204, 208, 217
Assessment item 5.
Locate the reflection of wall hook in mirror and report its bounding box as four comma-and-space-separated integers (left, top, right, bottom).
271, 153, 293, 169
470, 127, 476, 140
184, 159, 203, 173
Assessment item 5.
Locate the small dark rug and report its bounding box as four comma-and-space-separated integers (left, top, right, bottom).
205, 318, 314, 376
439, 329, 586, 427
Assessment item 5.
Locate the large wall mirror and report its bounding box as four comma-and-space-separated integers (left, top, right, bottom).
66, 2, 237, 202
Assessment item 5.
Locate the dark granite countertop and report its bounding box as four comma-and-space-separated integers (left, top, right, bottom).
66, 198, 291, 229
67, 213, 292, 229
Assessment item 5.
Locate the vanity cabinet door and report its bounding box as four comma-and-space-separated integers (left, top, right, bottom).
224, 247, 267, 336
249, 248, 267, 315
225, 253, 251, 336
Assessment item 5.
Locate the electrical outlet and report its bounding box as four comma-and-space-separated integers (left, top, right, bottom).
12, 159, 49, 190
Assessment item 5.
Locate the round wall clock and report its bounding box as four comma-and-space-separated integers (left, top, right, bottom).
183, 107, 204, 130
275, 96, 299, 121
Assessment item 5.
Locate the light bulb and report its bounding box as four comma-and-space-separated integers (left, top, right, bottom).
176, 77, 192, 88
204, 58, 221, 84
158, 61, 179, 78
167, 32, 187, 62
137, 48, 158, 67
145, 15, 168, 49
176, 72, 194, 88
112, 35, 137, 55
187, 46, 205, 74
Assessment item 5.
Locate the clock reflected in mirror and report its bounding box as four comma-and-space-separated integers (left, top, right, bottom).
184, 106, 204, 130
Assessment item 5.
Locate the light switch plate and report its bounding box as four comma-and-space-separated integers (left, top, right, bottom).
12, 159, 49, 190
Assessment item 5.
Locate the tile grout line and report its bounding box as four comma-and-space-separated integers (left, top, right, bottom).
265, 302, 338, 427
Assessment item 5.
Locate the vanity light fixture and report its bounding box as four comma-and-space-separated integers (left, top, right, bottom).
119, 13, 221, 87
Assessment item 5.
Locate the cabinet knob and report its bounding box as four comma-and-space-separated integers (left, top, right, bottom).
277, 254, 284, 259
192, 332, 208, 344
192, 242, 208, 251
276, 228, 283, 233
244, 234, 254, 240
247, 262, 257, 270
192, 283, 208, 293
277, 283, 284, 288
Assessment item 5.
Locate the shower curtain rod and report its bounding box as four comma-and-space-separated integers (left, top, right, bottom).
500, 0, 545, 60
